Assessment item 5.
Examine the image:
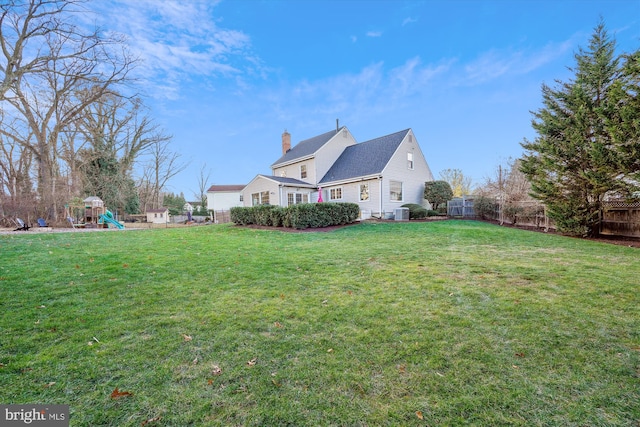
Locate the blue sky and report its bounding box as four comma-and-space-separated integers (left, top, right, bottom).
87, 0, 640, 198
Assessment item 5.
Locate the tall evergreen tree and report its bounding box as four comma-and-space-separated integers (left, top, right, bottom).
520, 21, 639, 236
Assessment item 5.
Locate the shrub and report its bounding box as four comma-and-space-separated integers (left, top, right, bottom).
288, 202, 359, 229
426, 210, 440, 217
401, 203, 427, 219
230, 206, 255, 225
503, 204, 524, 224
233, 203, 359, 229
270, 207, 286, 227
473, 196, 498, 220
253, 204, 276, 226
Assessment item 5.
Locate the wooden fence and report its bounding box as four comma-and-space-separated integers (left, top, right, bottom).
448, 197, 640, 238
600, 201, 640, 238
214, 210, 232, 224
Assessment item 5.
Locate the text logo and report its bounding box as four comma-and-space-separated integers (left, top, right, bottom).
1, 405, 69, 426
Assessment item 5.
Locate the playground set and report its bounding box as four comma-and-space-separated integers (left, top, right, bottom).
65, 196, 124, 229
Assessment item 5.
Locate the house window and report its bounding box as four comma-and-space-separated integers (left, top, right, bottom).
407, 152, 414, 170
160, 213, 163, 218
359, 184, 369, 201
239, 195, 243, 202
261, 191, 270, 205
390, 180, 403, 201
154, 213, 157, 218
252, 193, 260, 206
287, 192, 310, 206
300, 164, 307, 179
330, 188, 343, 200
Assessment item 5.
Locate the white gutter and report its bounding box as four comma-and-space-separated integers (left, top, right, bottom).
379, 176, 383, 218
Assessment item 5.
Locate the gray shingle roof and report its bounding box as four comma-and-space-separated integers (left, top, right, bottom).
207, 184, 245, 192
259, 175, 316, 187
319, 129, 410, 184
271, 128, 343, 167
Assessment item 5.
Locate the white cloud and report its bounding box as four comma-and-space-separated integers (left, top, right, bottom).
366, 31, 383, 37
264, 57, 450, 127
461, 35, 578, 85
402, 17, 418, 26
85, 0, 258, 99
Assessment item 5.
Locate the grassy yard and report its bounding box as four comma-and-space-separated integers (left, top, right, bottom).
0, 220, 638, 426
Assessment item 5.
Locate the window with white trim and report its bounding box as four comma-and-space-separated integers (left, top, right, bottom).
329, 187, 343, 200
390, 180, 403, 201
300, 164, 307, 179
359, 183, 369, 201
287, 192, 310, 206
407, 152, 414, 170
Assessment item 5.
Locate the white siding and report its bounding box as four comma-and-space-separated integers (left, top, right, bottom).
380, 131, 434, 213
322, 178, 383, 217
242, 178, 282, 207
315, 128, 357, 182
207, 191, 243, 211
272, 158, 315, 184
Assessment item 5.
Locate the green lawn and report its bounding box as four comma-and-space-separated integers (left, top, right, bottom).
1, 220, 638, 426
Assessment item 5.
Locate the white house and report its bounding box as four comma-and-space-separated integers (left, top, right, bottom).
242, 126, 434, 218
146, 208, 169, 224
206, 184, 245, 222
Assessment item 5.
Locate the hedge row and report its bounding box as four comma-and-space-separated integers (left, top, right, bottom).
230, 203, 360, 229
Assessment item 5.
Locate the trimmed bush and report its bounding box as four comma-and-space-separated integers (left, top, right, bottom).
232, 203, 359, 229
426, 210, 440, 217
230, 206, 255, 225
269, 207, 286, 227
401, 203, 427, 219
253, 204, 276, 226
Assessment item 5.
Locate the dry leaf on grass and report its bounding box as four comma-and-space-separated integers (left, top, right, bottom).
110, 387, 133, 399
416, 411, 424, 420
211, 365, 222, 375
247, 358, 257, 366
141, 416, 161, 426
182, 334, 192, 342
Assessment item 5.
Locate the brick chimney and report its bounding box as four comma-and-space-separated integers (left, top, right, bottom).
282, 130, 291, 155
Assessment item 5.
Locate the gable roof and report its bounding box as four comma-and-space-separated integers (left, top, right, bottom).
319, 129, 410, 184
207, 184, 245, 192
251, 174, 316, 187
271, 127, 344, 167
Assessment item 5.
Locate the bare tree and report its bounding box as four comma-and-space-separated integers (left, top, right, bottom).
479, 158, 531, 202
0, 0, 136, 219
194, 163, 211, 212
1, 0, 79, 100
0, 114, 36, 218
64, 93, 164, 213
138, 137, 186, 211
439, 168, 473, 197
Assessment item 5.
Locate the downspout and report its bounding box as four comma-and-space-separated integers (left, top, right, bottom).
378, 176, 383, 218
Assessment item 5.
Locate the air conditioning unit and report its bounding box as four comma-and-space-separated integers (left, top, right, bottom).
394, 207, 409, 221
